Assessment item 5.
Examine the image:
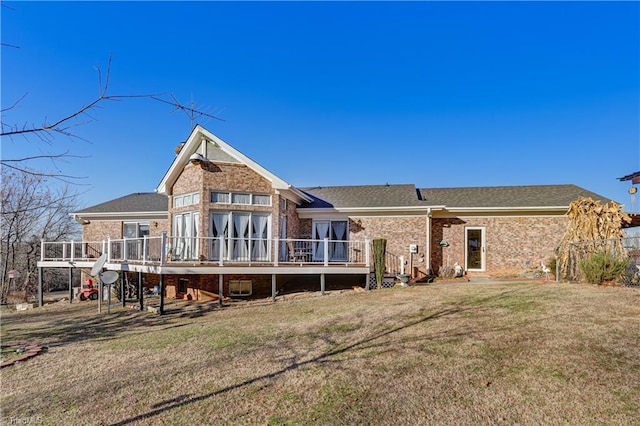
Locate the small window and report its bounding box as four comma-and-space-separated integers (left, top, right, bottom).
139, 224, 150, 237
123, 223, 138, 239
184, 194, 192, 205
178, 278, 188, 294
211, 192, 230, 203
232, 193, 251, 205
280, 198, 287, 210
193, 193, 200, 204
253, 194, 271, 206
229, 280, 252, 296
174, 197, 183, 208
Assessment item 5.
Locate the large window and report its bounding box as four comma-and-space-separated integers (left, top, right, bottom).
210, 211, 271, 261
211, 191, 271, 206
173, 211, 199, 260
211, 192, 230, 204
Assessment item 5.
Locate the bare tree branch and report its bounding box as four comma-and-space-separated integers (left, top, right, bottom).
1, 54, 224, 184
0, 93, 28, 114
1, 151, 88, 163
1, 162, 88, 184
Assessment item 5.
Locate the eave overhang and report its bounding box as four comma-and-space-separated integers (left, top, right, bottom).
296, 205, 446, 218
71, 211, 168, 223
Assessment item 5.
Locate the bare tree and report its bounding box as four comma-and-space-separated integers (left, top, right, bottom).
0, 169, 80, 303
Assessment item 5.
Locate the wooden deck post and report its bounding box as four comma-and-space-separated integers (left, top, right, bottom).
138, 271, 144, 311
159, 273, 164, 315
68, 267, 73, 304
271, 274, 277, 302
121, 271, 126, 308
38, 267, 43, 307
218, 274, 224, 308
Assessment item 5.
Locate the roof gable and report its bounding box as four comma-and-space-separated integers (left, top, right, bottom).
156, 125, 310, 203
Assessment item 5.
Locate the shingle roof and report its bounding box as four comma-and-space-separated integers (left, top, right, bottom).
74, 193, 168, 214
299, 184, 424, 208
418, 184, 612, 208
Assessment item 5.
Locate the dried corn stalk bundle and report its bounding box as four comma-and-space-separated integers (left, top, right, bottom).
556, 197, 631, 281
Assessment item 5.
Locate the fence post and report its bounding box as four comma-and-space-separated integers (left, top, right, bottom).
70, 240, 75, 263
143, 235, 148, 265
274, 237, 279, 267
40, 239, 45, 262
365, 239, 370, 268
62, 241, 67, 261
160, 232, 167, 266
123, 237, 128, 261
324, 238, 329, 267
107, 237, 112, 262
218, 236, 224, 266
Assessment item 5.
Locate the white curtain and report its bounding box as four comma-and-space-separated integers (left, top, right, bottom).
232, 213, 250, 260
173, 215, 184, 259
313, 222, 330, 261
251, 214, 269, 261
331, 221, 347, 260
192, 212, 199, 259
211, 213, 229, 260
183, 213, 193, 259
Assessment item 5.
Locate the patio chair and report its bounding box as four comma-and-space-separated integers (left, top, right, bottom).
287, 241, 307, 263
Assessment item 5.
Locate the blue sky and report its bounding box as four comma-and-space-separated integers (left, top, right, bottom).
2, 1, 639, 211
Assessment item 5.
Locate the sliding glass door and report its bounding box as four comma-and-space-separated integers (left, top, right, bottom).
210, 211, 271, 261
312, 220, 348, 261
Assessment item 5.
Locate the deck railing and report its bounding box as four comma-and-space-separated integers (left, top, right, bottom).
41, 235, 370, 268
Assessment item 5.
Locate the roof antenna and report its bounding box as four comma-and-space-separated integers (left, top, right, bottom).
167, 93, 225, 131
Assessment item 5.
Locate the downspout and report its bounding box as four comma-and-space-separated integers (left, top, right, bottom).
425, 208, 432, 275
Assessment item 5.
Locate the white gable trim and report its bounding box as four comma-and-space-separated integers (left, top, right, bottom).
156, 125, 311, 203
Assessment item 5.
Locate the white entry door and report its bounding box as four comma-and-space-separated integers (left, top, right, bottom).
465, 227, 485, 271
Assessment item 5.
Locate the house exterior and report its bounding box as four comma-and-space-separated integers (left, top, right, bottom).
38, 125, 612, 302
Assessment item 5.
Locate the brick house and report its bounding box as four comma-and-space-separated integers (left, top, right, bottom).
39, 125, 611, 302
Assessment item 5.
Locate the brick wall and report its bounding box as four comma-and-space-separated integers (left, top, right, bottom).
164, 273, 273, 299
82, 219, 168, 242
171, 162, 281, 244
349, 215, 429, 276
431, 215, 567, 274
83, 220, 122, 241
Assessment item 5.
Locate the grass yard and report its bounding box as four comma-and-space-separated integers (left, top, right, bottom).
1, 282, 640, 425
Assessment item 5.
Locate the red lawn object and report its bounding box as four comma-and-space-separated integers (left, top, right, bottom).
79, 279, 99, 301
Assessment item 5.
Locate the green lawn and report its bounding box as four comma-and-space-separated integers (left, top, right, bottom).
2, 282, 639, 425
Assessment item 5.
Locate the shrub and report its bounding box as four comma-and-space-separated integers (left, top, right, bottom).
578, 251, 630, 285
372, 238, 387, 289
